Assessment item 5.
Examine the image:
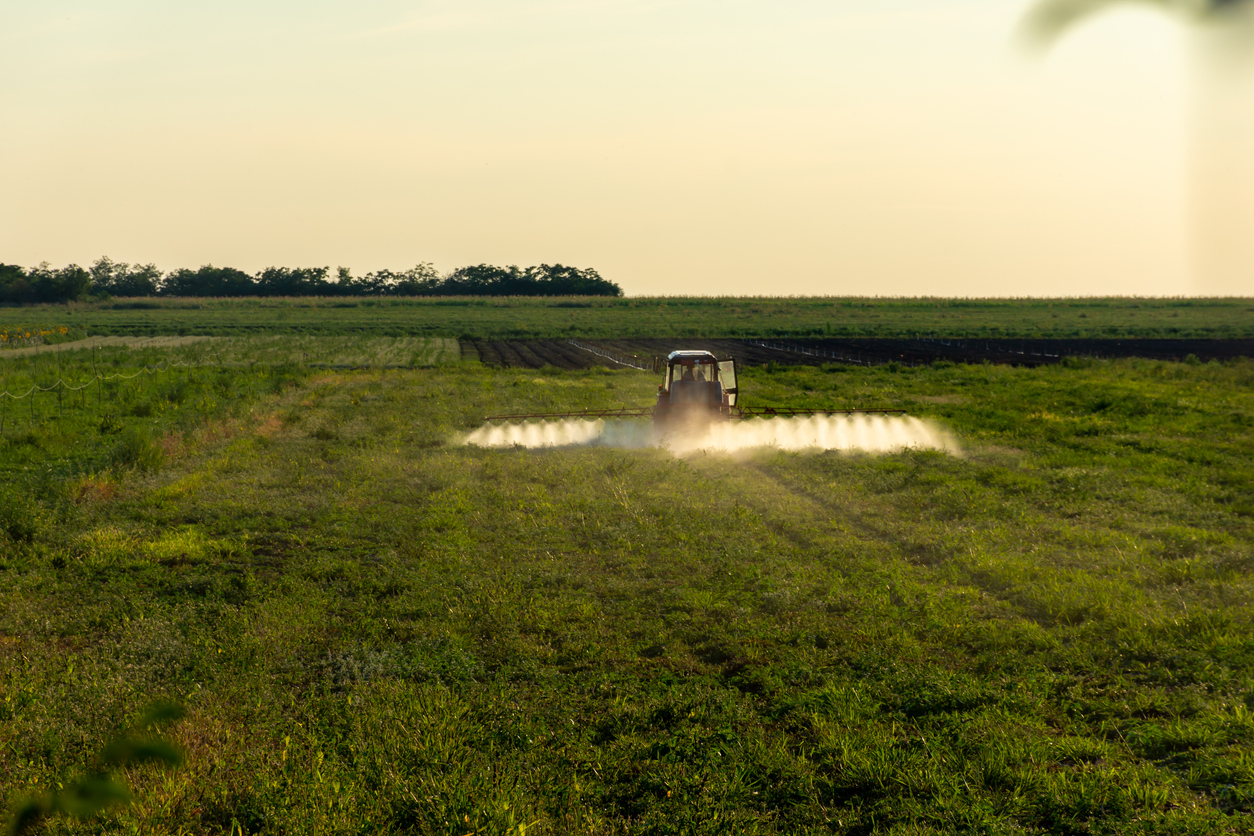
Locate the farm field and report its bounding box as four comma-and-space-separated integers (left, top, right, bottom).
0, 336, 461, 370
2, 295, 1253, 340
466, 338, 1254, 371
0, 336, 216, 358
1, 337, 1252, 834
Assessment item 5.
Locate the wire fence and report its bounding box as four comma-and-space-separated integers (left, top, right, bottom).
567, 339, 654, 371
0, 347, 199, 432
744, 337, 1068, 366
0, 359, 191, 401
742, 339, 914, 367
914, 335, 1060, 359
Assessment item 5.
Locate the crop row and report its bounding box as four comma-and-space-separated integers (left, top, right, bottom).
6, 296, 1252, 339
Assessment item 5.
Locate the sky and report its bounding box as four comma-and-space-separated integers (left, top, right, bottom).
2, 0, 1239, 296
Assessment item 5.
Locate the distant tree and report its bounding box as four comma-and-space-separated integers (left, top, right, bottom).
346, 264, 442, 296
1, 259, 621, 301
438, 264, 622, 296
160, 265, 255, 297
532, 263, 622, 296
334, 266, 356, 295
441, 264, 526, 295
256, 266, 332, 296
115, 264, 162, 297
23, 263, 91, 303
0, 264, 32, 304
354, 269, 398, 296
89, 257, 160, 297
390, 263, 443, 295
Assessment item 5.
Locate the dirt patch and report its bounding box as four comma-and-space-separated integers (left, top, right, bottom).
255, 414, 284, 437
159, 433, 187, 461
966, 444, 1028, 465
70, 475, 121, 504
193, 416, 246, 447
915, 395, 970, 404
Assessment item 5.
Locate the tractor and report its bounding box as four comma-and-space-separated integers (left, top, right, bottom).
484, 349, 904, 429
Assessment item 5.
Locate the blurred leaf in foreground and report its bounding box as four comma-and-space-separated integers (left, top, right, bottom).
1020, 0, 1254, 52
7, 702, 184, 836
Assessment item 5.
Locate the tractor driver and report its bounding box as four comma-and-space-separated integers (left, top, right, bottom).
680, 364, 708, 383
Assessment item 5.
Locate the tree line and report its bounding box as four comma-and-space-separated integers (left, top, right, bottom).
0, 259, 622, 304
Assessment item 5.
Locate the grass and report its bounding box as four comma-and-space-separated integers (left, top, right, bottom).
0, 352, 1251, 833
0, 343, 310, 484
3, 295, 1253, 339
174, 335, 462, 367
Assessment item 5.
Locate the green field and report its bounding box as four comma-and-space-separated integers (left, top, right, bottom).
3, 295, 1253, 339
1, 333, 1252, 834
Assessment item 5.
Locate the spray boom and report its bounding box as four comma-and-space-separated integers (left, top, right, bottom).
484, 350, 905, 427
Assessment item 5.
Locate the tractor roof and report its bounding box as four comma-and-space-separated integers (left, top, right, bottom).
666, 350, 718, 364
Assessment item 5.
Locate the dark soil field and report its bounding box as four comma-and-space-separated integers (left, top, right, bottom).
467, 337, 1254, 369
467, 339, 621, 370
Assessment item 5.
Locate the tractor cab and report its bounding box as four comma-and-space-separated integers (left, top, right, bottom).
654, 351, 737, 428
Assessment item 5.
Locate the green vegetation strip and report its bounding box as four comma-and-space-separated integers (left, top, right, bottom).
5, 296, 1253, 339
1, 353, 1251, 833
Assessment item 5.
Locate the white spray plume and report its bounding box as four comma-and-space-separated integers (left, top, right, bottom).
461, 414, 960, 457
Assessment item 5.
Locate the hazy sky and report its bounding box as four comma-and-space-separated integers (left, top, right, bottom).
1, 0, 1212, 296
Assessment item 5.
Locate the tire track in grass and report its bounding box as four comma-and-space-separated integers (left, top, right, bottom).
747, 454, 1162, 635
744, 456, 945, 563
686, 454, 899, 583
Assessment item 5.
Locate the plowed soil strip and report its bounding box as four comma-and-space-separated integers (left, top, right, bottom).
545, 342, 597, 369
526, 341, 580, 370
590, 338, 1254, 367
493, 341, 530, 368
475, 340, 505, 367
548, 341, 619, 369
506, 341, 552, 369
467, 338, 1253, 369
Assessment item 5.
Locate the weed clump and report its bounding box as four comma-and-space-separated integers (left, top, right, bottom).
109, 427, 163, 472
0, 487, 41, 542
98, 412, 123, 435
